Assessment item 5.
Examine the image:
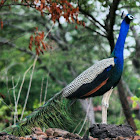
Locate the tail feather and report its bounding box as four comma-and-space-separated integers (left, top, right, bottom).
3, 91, 73, 136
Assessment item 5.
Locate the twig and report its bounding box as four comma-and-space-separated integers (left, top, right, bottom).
0, 0, 7, 10
122, 78, 140, 106
12, 77, 18, 125
16, 64, 33, 106
43, 75, 49, 104
44, 23, 55, 40
7, 73, 20, 117
1, 3, 50, 15
5, 69, 12, 105
0, 98, 13, 111
40, 77, 44, 105
78, 3, 105, 29
78, 99, 91, 134
86, 16, 107, 35
8, 76, 20, 92
1, 3, 31, 7
73, 119, 82, 133
83, 122, 90, 137
85, 25, 106, 38
20, 55, 38, 120
122, 79, 134, 97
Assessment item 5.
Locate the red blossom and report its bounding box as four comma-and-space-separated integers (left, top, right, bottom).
1, 20, 3, 29
8, 0, 84, 55
29, 30, 52, 55
0, 0, 4, 6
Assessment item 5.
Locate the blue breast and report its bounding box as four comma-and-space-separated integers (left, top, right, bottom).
91, 17, 131, 96
67, 15, 131, 99
108, 18, 130, 87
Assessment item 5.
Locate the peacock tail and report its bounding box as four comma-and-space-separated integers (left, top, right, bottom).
3, 91, 74, 136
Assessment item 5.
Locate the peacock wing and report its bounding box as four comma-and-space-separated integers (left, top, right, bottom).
62, 57, 115, 98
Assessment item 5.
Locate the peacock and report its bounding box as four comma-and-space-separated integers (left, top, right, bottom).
2, 13, 134, 136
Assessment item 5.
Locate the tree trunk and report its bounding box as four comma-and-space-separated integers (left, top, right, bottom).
105, 0, 137, 130
131, 26, 140, 73
79, 98, 95, 126
117, 79, 137, 131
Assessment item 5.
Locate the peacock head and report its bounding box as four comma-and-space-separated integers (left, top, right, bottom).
121, 12, 135, 24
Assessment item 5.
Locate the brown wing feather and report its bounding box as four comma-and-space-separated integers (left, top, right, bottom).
80, 77, 109, 97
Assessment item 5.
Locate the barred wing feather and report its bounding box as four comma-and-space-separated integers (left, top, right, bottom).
62, 58, 115, 98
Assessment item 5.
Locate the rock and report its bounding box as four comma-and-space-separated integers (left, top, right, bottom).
52, 128, 69, 137
82, 135, 90, 140
48, 135, 55, 138
63, 133, 81, 139
1, 125, 139, 140
0, 132, 7, 136
38, 134, 48, 139
32, 127, 47, 136
58, 137, 64, 140
46, 128, 54, 136
89, 124, 136, 139
31, 134, 38, 140
89, 136, 98, 140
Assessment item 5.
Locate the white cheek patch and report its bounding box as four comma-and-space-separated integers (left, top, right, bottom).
128, 15, 134, 20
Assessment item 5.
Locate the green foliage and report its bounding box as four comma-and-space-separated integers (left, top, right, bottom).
131, 96, 140, 108
131, 96, 140, 135
3, 92, 78, 136
135, 119, 140, 135
0, 100, 12, 131
0, 99, 32, 131
0, 0, 140, 136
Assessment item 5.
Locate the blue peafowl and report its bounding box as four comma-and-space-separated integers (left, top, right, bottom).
3, 14, 134, 136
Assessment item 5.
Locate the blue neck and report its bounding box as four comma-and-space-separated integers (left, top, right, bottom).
111, 20, 130, 58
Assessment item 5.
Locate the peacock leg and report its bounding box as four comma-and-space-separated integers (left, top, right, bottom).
101, 88, 113, 124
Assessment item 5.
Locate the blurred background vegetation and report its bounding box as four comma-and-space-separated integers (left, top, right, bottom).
0, 0, 140, 135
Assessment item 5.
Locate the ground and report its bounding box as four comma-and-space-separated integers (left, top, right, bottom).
0, 124, 140, 140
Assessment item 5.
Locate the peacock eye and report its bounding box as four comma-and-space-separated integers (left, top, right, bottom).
128, 15, 134, 20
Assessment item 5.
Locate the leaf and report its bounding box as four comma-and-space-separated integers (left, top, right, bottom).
41, 41, 47, 51
131, 96, 139, 102
132, 101, 137, 108
136, 130, 140, 135
1, 20, 3, 29
0, 0, 4, 6
131, 96, 140, 109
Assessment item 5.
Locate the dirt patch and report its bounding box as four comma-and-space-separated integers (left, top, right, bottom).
89, 124, 136, 139
0, 124, 139, 140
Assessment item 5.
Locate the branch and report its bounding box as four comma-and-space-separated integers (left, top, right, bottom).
78, 5, 105, 30
1, 2, 50, 15
117, 79, 137, 131
40, 77, 44, 105
108, 0, 121, 31
43, 75, 49, 104
131, 26, 140, 72
86, 16, 107, 35
1, 3, 31, 7
0, 0, 7, 10
121, 79, 134, 97
105, 0, 121, 52
85, 26, 106, 38
20, 55, 38, 120
78, 98, 92, 134
16, 65, 33, 106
